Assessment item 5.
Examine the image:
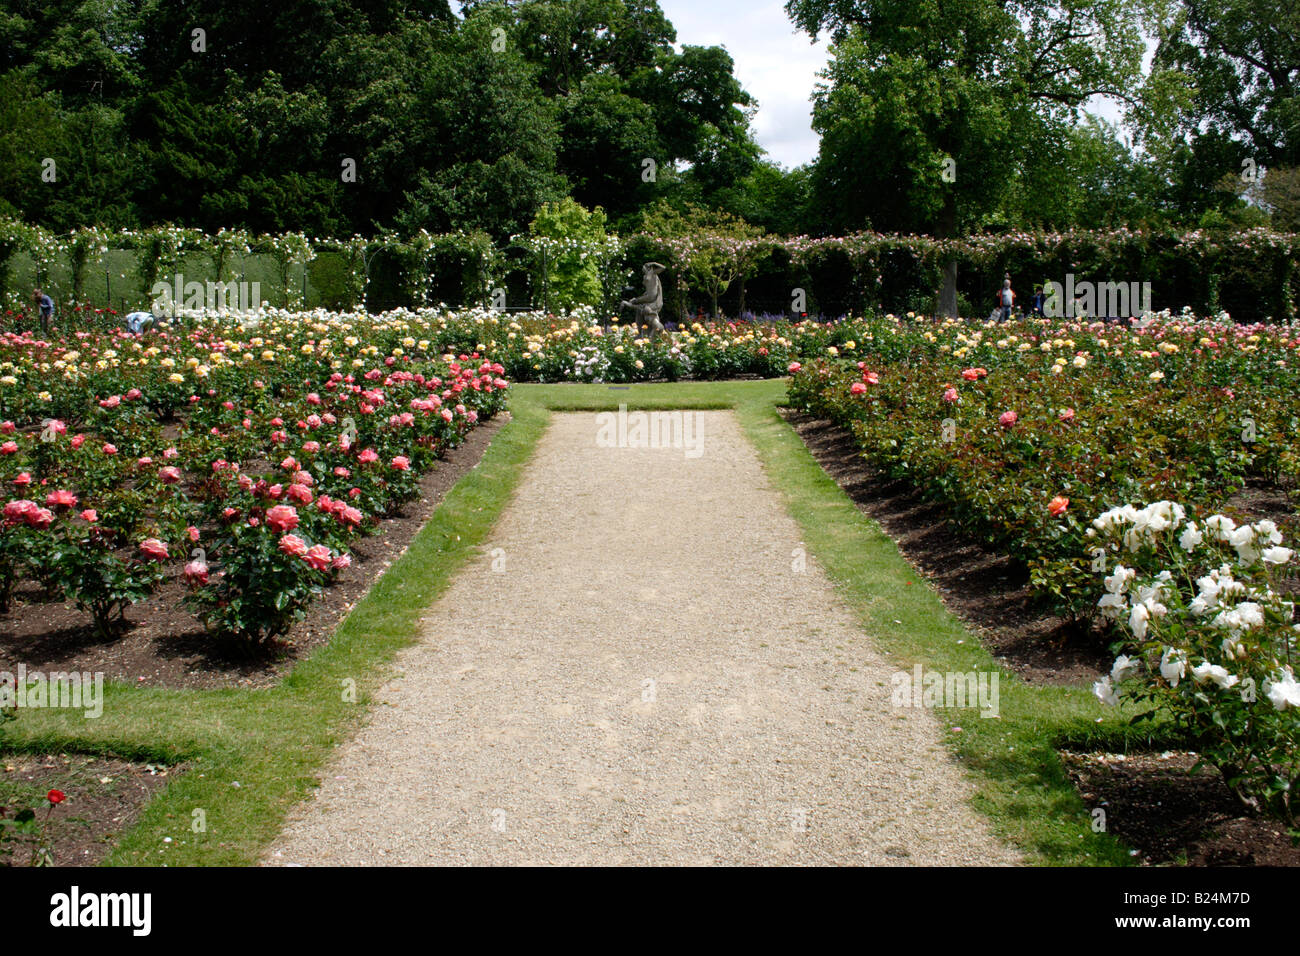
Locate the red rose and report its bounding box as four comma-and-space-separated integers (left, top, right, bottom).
47, 789, 65, 805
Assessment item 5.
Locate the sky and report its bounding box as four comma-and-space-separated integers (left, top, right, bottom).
657, 0, 829, 169
657, 0, 1134, 169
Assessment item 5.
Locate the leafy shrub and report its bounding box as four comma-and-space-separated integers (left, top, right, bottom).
1088, 502, 1300, 826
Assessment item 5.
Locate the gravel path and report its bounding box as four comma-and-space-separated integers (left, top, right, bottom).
267, 410, 1020, 866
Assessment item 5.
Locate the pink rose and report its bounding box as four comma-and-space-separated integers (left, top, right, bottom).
302, 544, 333, 571
998, 411, 1018, 428
266, 504, 299, 533
139, 538, 169, 561
45, 489, 78, 509
159, 466, 182, 484
391, 455, 410, 470
278, 534, 308, 558
184, 559, 209, 585
3, 500, 36, 524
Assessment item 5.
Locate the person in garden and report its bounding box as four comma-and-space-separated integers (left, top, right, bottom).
1030, 283, 1046, 316
995, 277, 1015, 322
33, 288, 54, 334
124, 311, 156, 334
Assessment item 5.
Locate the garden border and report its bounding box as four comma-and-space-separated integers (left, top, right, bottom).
3, 380, 1185, 865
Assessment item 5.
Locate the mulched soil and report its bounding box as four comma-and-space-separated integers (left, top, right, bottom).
0, 413, 508, 690
782, 410, 1112, 684
1062, 751, 1300, 866
0, 752, 176, 867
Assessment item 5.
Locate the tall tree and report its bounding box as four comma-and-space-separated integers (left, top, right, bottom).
787, 0, 1145, 315
1137, 0, 1300, 169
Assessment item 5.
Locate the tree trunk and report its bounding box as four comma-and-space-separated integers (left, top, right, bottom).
937, 192, 959, 319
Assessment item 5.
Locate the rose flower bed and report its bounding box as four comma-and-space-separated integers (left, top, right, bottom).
788, 311, 1300, 828
0, 311, 508, 646
787, 312, 1300, 618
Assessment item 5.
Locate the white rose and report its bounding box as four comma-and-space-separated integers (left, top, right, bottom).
1111, 655, 1140, 683
1159, 648, 1186, 687
1093, 676, 1119, 706
1265, 670, 1300, 711
1191, 662, 1240, 689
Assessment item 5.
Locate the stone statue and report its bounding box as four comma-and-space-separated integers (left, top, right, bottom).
621, 262, 667, 337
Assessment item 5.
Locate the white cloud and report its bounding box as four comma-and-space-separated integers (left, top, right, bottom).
658, 0, 827, 168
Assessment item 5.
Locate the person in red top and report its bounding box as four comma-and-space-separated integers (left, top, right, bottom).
994, 275, 1015, 322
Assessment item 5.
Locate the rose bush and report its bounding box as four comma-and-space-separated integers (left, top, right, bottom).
787, 311, 1300, 617
0, 309, 508, 645
1087, 502, 1300, 826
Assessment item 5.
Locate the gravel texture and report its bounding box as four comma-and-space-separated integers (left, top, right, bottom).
267, 410, 1020, 866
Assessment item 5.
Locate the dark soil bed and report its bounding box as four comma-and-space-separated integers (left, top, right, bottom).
782, 410, 1112, 684
1, 752, 177, 867
0, 413, 507, 690
1062, 750, 1300, 866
